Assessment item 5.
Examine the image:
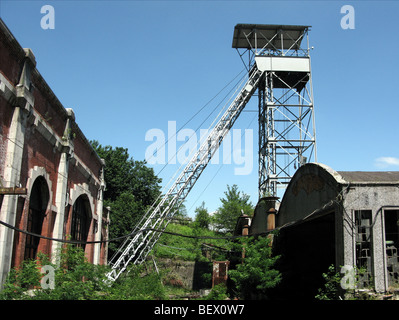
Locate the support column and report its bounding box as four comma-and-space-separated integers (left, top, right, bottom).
93, 159, 106, 265
0, 49, 36, 286
372, 207, 386, 293
0, 107, 26, 286
51, 109, 75, 263
258, 74, 267, 198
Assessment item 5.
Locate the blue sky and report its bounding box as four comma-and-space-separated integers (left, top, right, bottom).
1, 1, 399, 217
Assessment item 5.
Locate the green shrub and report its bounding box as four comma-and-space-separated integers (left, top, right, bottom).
0, 259, 42, 299
315, 265, 342, 300
0, 244, 165, 300
0, 244, 110, 300
229, 236, 281, 299
109, 265, 166, 300
204, 283, 228, 300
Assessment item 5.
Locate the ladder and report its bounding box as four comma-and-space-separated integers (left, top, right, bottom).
106, 65, 263, 282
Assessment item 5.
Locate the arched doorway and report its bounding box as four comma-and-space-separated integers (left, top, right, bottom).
71, 195, 91, 250
24, 176, 49, 260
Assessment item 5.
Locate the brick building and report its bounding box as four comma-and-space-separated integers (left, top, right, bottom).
0, 18, 109, 286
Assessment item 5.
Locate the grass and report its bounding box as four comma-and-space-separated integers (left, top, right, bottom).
152, 222, 231, 262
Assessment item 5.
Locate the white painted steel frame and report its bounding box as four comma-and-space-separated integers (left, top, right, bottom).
233, 24, 316, 198
106, 24, 317, 281
258, 68, 317, 197
106, 66, 264, 282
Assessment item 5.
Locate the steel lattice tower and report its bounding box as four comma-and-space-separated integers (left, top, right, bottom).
232, 24, 317, 197
106, 23, 317, 282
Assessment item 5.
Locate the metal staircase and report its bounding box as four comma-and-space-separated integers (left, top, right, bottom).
106, 65, 263, 282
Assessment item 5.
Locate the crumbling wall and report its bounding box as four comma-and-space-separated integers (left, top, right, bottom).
157, 258, 212, 291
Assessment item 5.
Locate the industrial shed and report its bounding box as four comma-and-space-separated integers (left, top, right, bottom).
249, 163, 399, 299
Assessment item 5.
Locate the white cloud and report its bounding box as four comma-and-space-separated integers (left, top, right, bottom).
375, 157, 399, 168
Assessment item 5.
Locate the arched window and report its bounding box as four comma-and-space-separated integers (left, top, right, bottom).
24, 177, 49, 260
71, 195, 91, 250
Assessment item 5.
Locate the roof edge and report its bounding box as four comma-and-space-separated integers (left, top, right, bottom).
311, 163, 347, 184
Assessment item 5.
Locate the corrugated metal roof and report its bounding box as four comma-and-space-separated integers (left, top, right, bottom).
232, 23, 310, 50
337, 171, 399, 184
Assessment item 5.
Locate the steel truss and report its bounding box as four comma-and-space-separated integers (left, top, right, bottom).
106, 24, 317, 281
232, 24, 317, 197
258, 69, 317, 197
106, 65, 263, 282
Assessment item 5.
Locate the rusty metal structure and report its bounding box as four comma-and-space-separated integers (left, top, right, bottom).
212, 261, 230, 288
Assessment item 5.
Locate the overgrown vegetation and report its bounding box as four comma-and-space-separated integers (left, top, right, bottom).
315, 264, 343, 300
90, 141, 162, 257
229, 235, 281, 299
153, 222, 231, 262
212, 184, 253, 233
202, 283, 229, 300
0, 161, 284, 300
315, 264, 379, 300
0, 244, 166, 300
0, 224, 283, 300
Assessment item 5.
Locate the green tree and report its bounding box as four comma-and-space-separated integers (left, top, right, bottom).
194, 201, 210, 229
91, 140, 162, 257
91, 140, 161, 205
213, 184, 253, 233
107, 192, 145, 254
229, 236, 281, 299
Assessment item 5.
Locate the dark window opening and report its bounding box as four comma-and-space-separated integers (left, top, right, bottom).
271, 212, 336, 300
24, 177, 49, 260
384, 210, 399, 287
71, 196, 90, 250
355, 210, 373, 288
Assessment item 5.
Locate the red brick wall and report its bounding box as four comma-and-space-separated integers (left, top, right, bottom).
0, 20, 107, 268
31, 73, 68, 139
0, 30, 24, 87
